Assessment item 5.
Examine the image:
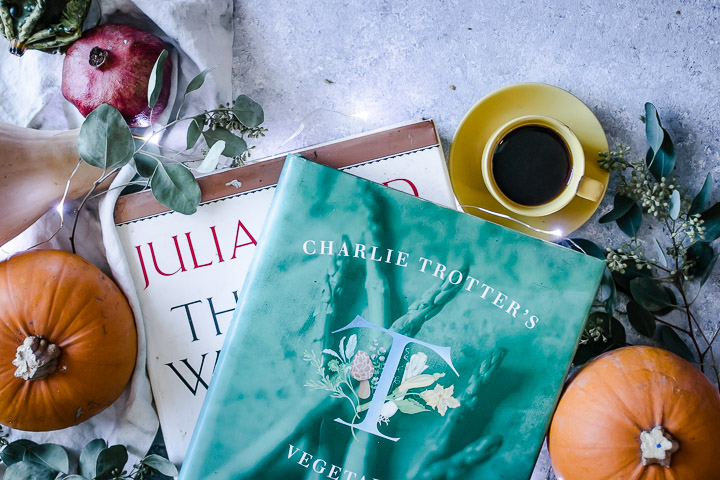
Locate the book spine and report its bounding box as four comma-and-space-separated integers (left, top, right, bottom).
180, 154, 305, 478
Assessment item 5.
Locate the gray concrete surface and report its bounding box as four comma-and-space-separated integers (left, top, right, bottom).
232, 2, 720, 478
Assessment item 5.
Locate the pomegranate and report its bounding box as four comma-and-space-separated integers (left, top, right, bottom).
62, 24, 172, 128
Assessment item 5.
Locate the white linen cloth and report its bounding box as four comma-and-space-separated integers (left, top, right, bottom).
0, 0, 233, 468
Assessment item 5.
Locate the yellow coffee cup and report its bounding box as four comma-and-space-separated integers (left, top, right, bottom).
481, 115, 604, 217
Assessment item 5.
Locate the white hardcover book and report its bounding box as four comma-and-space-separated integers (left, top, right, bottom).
113, 119, 457, 464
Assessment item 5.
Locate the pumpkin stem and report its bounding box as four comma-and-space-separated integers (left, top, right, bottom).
12, 336, 61, 381
640, 426, 679, 468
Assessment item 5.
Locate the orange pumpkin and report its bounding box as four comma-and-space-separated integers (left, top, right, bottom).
548, 346, 720, 480
0, 250, 137, 431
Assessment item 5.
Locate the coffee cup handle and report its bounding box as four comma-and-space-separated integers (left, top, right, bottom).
576, 177, 604, 202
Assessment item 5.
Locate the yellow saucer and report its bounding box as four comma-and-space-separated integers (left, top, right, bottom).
448, 82, 609, 241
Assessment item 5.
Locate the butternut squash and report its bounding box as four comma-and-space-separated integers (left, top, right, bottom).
0, 123, 107, 246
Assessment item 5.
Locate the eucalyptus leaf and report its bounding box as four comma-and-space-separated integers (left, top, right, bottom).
600, 267, 617, 316
655, 287, 678, 317
148, 49, 169, 109
80, 439, 106, 479
26, 444, 69, 474
652, 236, 667, 267
232, 94, 264, 128
151, 163, 202, 215
1, 441, 34, 466
611, 261, 653, 294
574, 312, 624, 366
203, 127, 247, 157
609, 315, 626, 344
598, 194, 635, 224
3, 461, 57, 480
77, 104, 134, 170
141, 454, 179, 476
134, 152, 159, 178
701, 253, 719, 287
185, 67, 213, 96
95, 445, 128, 480
656, 325, 695, 362
686, 241, 716, 280
196, 140, 225, 173
689, 173, 712, 215
186, 115, 205, 150
700, 202, 720, 242
629, 277, 671, 311
669, 189, 681, 220
616, 202, 643, 238
644, 103, 676, 180
626, 300, 656, 337
645, 103, 664, 156
564, 238, 606, 259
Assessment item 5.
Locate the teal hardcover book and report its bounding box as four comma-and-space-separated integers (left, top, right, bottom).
180, 155, 605, 479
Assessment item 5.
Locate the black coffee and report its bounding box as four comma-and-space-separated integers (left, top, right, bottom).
491, 125, 571, 206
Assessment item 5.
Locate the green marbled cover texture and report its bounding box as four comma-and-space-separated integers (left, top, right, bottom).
180, 155, 605, 480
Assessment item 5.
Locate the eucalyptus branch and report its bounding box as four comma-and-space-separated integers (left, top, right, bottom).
578, 104, 719, 387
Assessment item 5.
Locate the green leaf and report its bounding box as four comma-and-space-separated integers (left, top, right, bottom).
79, 439, 106, 479
611, 261, 652, 294
669, 190, 681, 220
626, 300, 656, 337
25, 444, 68, 473
644, 103, 676, 180
629, 277, 671, 311
394, 398, 428, 415
186, 115, 205, 150
656, 325, 695, 362
95, 445, 128, 480
151, 163, 201, 215
196, 140, 225, 174
185, 67, 213, 96
3, 461, 57, 480
652, 236, 667, 268
689, 173, 712, 215
609, 315, 626, 344
564, 238, 606, 259
600, 267, 617, 316
1, 441, 35, 466
77, 104, 134, 170
701, 253, 719, 287
700, 202, 720, 242
645, 103, 664, 154
616, 203, 643, 238
202, 127, 248, 157
598, 194, 635, 223
573, 312, 624, 366
232, 94, 264, 128
148, 49, 169, 109
655, 286, 678, 317
686, 241, 716, 280
141, 454, 179, 476
134, 152, 159, 178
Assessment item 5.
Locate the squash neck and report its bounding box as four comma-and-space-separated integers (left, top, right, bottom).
12, 336, 61, 381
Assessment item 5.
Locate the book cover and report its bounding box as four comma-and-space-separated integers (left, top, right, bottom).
112, 120, 457, 464
180, 156, 605, 479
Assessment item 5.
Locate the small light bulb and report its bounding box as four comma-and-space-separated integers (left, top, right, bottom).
350, 111, 369, 121
141, 132, 160, 145
56, 203, 64, 214
549, 229, 564, 238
